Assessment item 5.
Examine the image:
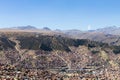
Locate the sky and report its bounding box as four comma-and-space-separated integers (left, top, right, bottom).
0, 0, 120, 30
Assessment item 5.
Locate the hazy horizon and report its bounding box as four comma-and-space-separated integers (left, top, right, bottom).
0, 25, 119, 31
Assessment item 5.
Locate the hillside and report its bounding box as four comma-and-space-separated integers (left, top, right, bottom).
0, 32, 120, 79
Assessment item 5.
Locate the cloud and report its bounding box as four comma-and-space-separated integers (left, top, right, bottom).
87, 25, 91, 30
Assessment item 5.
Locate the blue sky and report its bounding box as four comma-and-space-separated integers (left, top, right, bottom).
0, 0, 120, 30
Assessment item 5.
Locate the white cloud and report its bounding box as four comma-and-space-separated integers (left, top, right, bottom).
87, 25, 91, 30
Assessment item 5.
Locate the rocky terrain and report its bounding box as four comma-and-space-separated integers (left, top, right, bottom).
0, 31, 120, 79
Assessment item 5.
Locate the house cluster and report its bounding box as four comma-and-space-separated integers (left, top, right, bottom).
0, 64, 120, 80
0, 64, 63, 80
59, 67, 120, 80
0, 64, 39, 80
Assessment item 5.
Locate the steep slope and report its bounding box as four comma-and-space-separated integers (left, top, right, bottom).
0, 32, 120, 79
0, 37, 16, 50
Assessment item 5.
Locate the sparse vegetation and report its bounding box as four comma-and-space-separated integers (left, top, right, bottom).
113, 46, 120, 54
91, 50, 99, 54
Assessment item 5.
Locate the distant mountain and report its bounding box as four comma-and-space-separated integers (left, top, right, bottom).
93, 26, 120, 35
10, 25, 38, 30
62, 29, 83, 38
42, 27, 51, 30
77, 32, 120, 45
55, 29, 62, 32
61, 26, 120, 36
62, 27, 120, 46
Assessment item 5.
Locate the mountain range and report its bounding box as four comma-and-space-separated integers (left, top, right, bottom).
3, 25, 120, 35
1, 25, 120, 46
